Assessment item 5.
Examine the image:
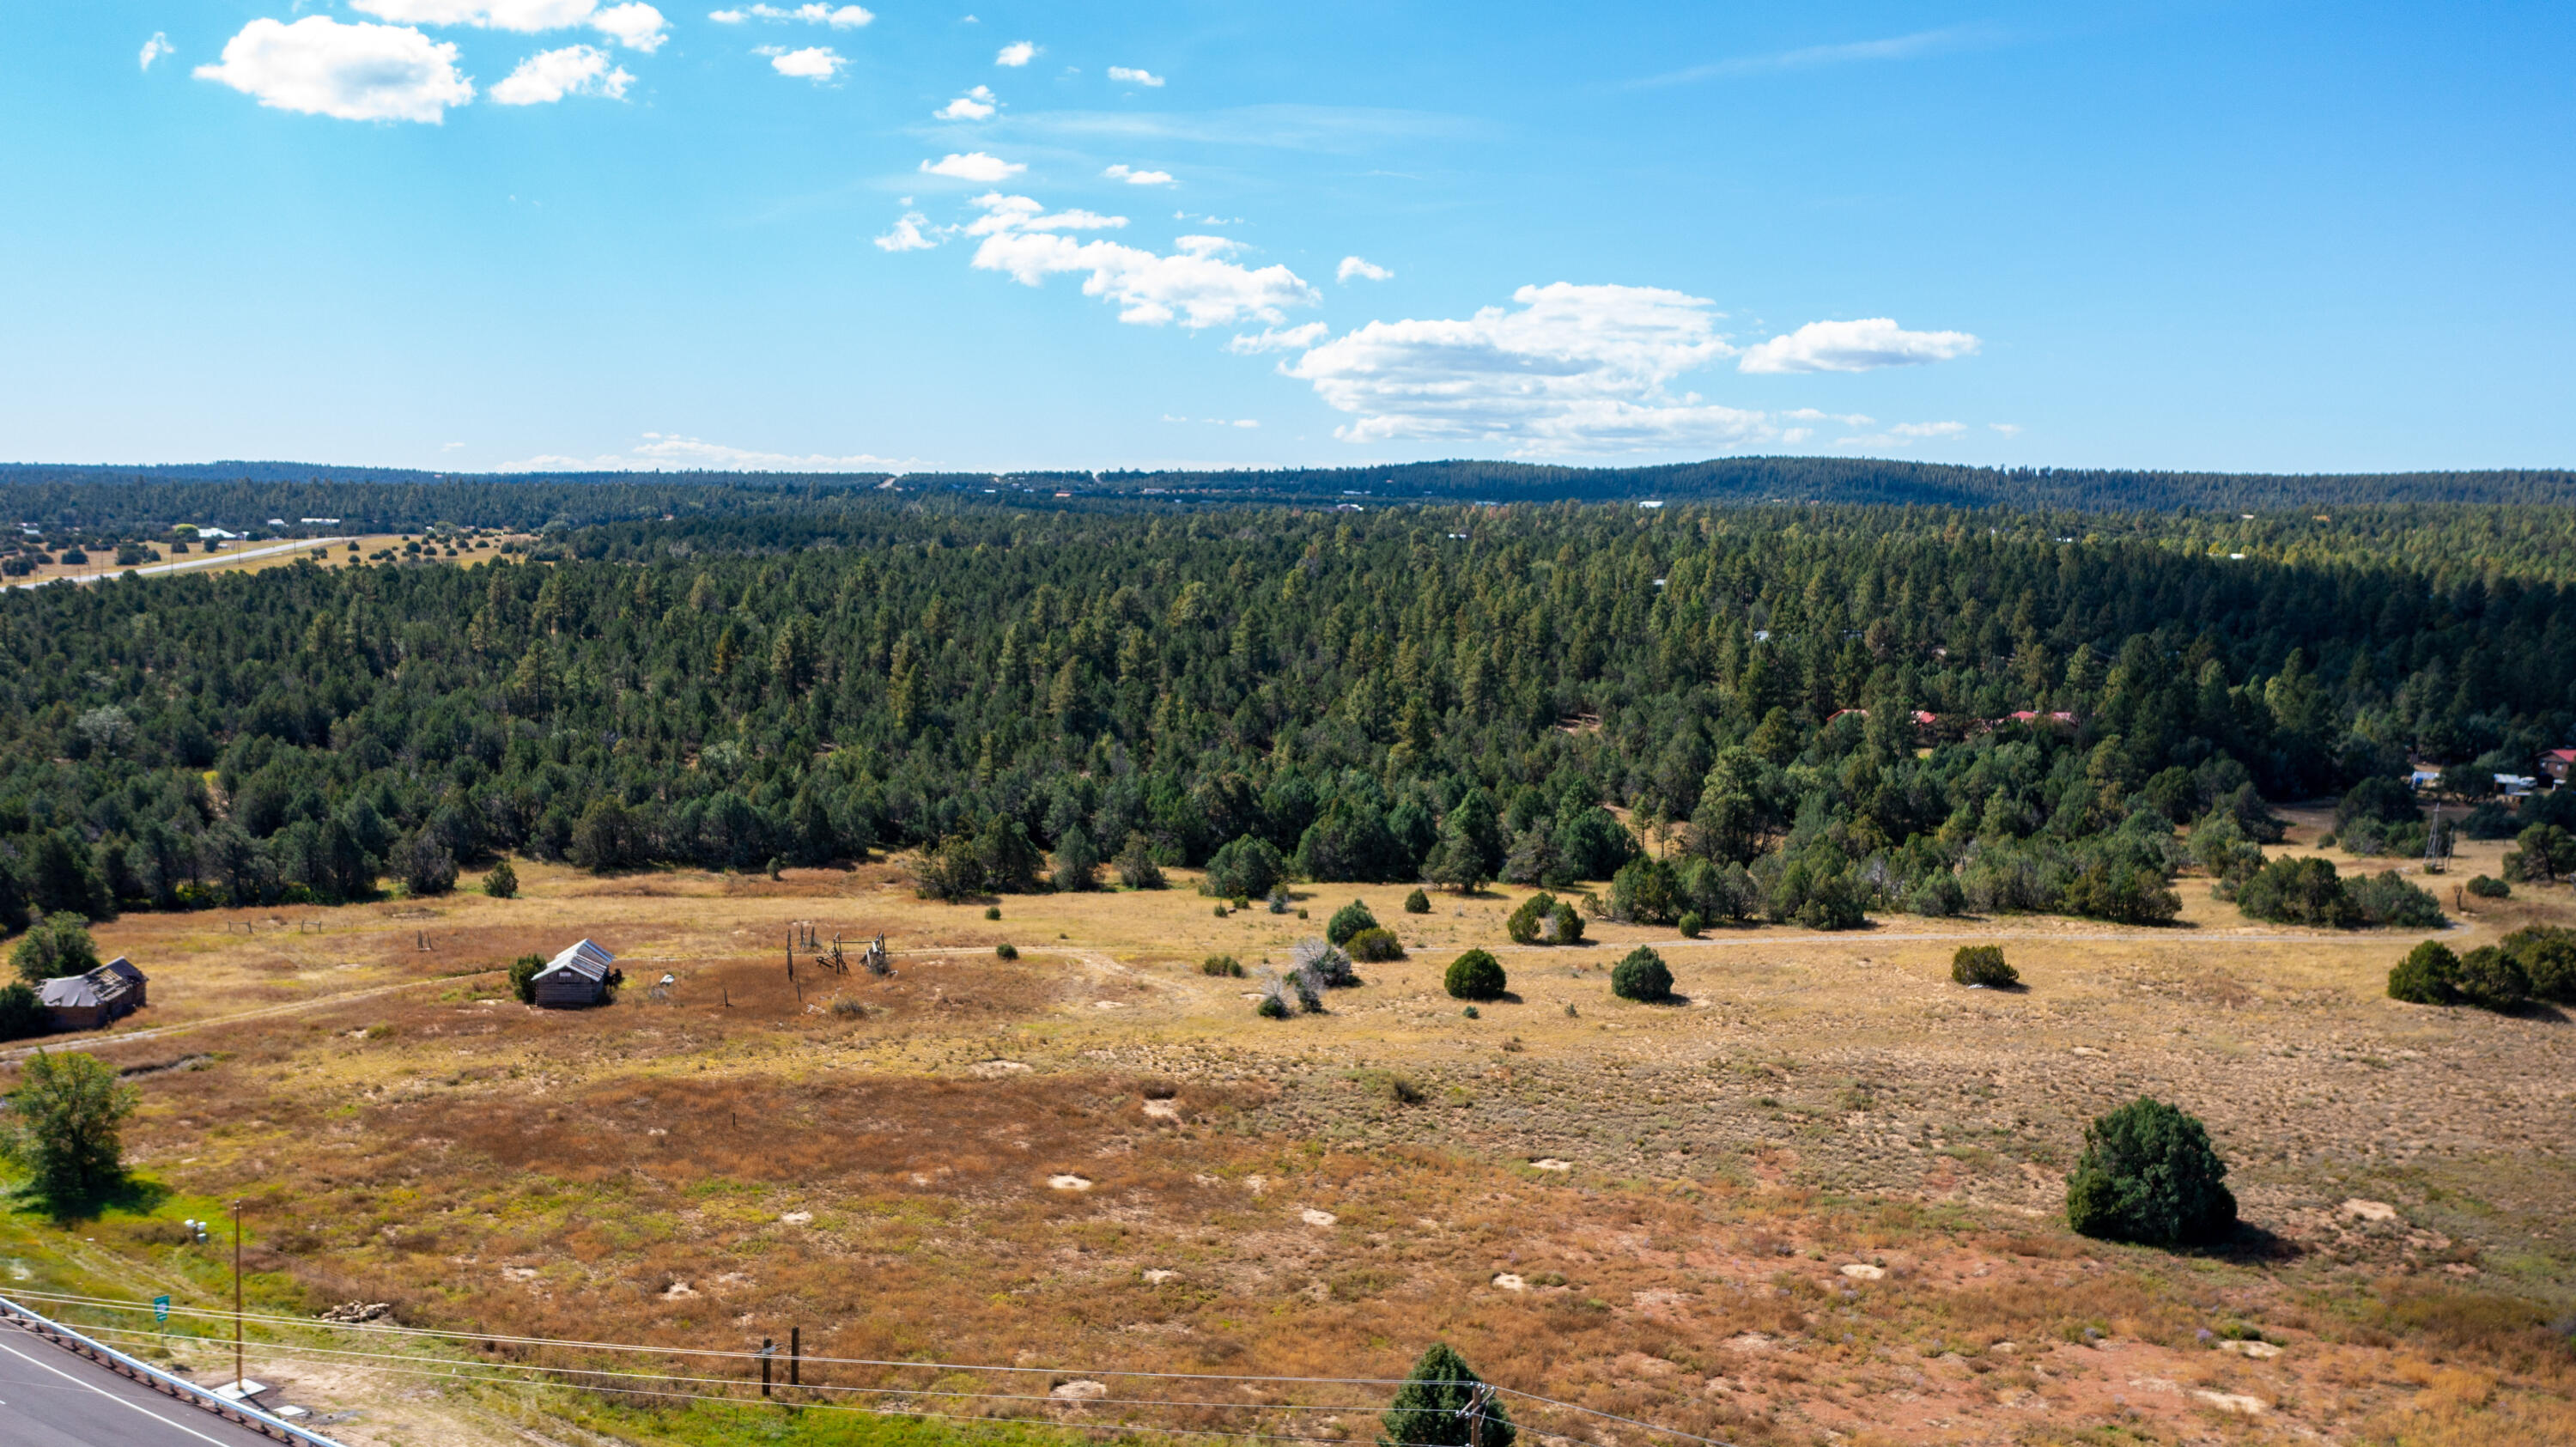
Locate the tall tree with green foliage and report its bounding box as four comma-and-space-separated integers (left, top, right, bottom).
0, 1051, 140, 1209
12, 913, 100, 986
1380, 1344, 1514, 1447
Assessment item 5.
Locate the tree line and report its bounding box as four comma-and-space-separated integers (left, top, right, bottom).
0, 500, 2568, 934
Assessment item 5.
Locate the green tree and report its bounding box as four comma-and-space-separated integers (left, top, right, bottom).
0, 1051, 140, 1209
1403, 887, 1431, 914
2386, 940, 2460, 1005
12, 913, 100, 986
2452, 945, 2530, 1012
1326, 900, 1380, 946
1611, 945, 1673, 1002
1114, 832, 1167, 890
0, 982, 49, 1041
2501, 925, 2576, 1004
1202, 836, 1286, 900
2233, 855, 2356, 927
2064, 1097, 2236, 1247
394, 833, 459, 897
482, 856, 519, 899
1951, 945, 2017, 988
1379, 1344, 1514, 1447
1444, 949, 1507, 1000
508, 953, 545, 1004
1051, 825, 1100, 892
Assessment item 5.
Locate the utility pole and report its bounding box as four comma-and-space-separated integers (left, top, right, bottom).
231, 1201, 245, 1393
1461, 1382, 1494, 1447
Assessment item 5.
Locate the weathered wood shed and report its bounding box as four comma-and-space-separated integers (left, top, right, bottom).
532, 939, 618, 1008
40, 956, 147, 1031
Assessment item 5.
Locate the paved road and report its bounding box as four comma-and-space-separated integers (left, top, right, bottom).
0, 1319, 281, 1445
9, 538, 350, 591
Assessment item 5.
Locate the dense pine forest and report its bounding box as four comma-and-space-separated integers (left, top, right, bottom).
3, 497, 2573, 936
10, 458, 2576, 536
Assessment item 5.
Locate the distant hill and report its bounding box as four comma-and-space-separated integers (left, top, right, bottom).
3, 456, 2571, 532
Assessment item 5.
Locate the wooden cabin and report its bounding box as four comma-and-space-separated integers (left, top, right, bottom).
532, 939, 619, 1008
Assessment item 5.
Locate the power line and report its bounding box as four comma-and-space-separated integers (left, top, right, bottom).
24, 1288, 1742, 1447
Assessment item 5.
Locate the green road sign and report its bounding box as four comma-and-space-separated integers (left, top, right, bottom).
153, 1294, 170, 1324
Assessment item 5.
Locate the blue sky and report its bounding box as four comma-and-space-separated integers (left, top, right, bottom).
4, 2, 2572, 474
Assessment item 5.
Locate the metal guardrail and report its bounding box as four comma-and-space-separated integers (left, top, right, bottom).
0, 1291, 349, 1446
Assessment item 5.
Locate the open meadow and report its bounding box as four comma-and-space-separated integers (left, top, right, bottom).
5, 818, 2572, 1447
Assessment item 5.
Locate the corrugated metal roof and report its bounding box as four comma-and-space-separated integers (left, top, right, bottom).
534, 938, 616, 983
39, 959, 143, 1008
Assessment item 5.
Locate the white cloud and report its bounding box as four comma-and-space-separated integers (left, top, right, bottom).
1833, 420, 1969, 447
1736, 316, 1979, 373
355, 0, 590, 31
936, 84, 996, 119
1989, 422, 2023, 436
960, 193, 1125, 234
352, 0, 667, 50
588, 3, 668, 50
967, 195, 1316, 328
765, 45, 843, 79
1226, 322, 1328, 354
1282, 283, 1795, 453
1336, 255, 1392, 283
196, 17, 474, 124
994, 40, 1036, 66
1102, 163, 1175, 185
505, 433, 915, 471
491, 44, 632, 103
713, 3, 869, 24
1107, 65, 1163, 86
139, 33, 174, 71
873, 211, 938, 252
920, 150, 1024, 180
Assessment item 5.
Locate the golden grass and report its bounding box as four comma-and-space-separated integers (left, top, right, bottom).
5, 851, 2573, 1446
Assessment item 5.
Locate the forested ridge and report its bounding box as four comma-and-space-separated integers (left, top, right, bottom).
10, 456, 2576, 535
2, 501, 2571, 935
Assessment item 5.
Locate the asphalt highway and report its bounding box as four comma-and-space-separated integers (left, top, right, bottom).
0, 1318, 284, 1446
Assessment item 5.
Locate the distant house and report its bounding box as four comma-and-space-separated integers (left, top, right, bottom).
532, 939, 619, 1008
2496, 774, 2538, 799
40, 957, 147, 1031
2409, 767, 2443, 792
195, 526, 241, 541
2539, 749, 2575, 787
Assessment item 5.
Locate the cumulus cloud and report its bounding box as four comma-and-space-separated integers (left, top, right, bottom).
763, 45, 843, 79
967, 195, 1316, 328
491, 44, 632, 103
588, 3, 668, 50
1226, 322, 1328, 354
994, 40, 1036, 66
873, 211, 938, 252
920, 150, 1024, 180
1280, 283, 1788, 453
1102, 163, 1175, 185
1336, 255, 1392, 283
1107, 65, 1163, 86
1989, 423, 2022, 436
1736, 316, 1978, 373
936, 85, 997, 119
140, 33, 174, 71
196, 16, 474, 124
506, 433, 915, 471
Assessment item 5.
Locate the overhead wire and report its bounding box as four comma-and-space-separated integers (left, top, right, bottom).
17, 1286, 1743, 1447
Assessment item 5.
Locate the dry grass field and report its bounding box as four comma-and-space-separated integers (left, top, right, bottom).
4, 812, 2573, 1447
9, 532, 534, 589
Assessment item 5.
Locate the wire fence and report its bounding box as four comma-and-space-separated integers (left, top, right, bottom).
5, 1286, 1739, 1447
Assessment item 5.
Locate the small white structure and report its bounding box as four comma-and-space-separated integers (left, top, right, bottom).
532, 938, 618, 1008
